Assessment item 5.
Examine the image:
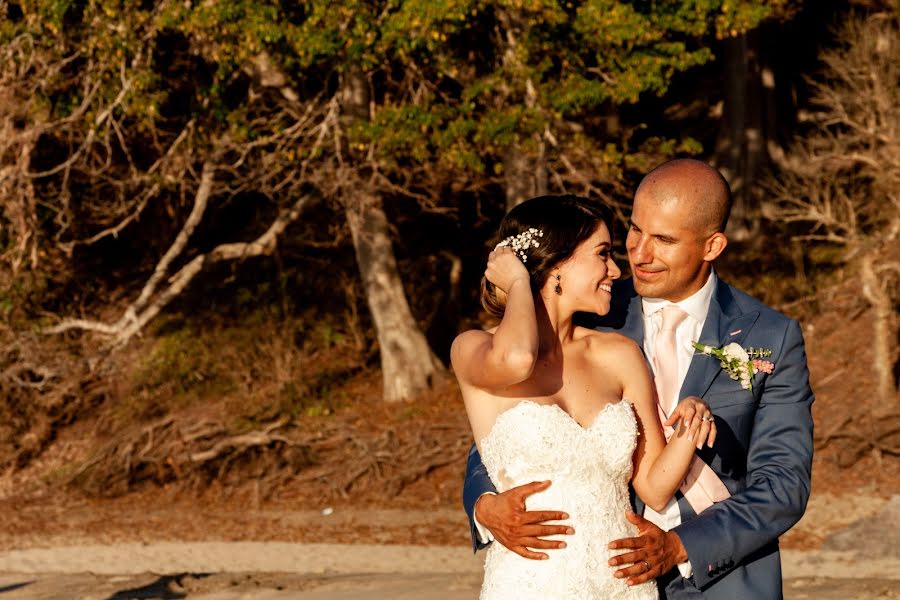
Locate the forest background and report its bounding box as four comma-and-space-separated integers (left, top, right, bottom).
0, 0, 898, 545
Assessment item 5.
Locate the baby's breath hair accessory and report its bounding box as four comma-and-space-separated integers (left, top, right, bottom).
495, 228, 544, 263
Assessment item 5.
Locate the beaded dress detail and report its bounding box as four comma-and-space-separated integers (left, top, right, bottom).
479, 400, 658, 600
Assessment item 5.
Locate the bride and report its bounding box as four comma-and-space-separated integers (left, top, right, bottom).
451, 195, 715, 599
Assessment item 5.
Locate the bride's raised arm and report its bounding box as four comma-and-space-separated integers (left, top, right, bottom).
616, 342, 713, 512
451, 247, 539, 391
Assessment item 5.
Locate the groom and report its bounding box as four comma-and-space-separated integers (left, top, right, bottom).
462, 159, 814, 599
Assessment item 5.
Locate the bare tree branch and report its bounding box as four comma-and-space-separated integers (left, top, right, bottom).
766, 11, 899, 414
44, 190, 317, 345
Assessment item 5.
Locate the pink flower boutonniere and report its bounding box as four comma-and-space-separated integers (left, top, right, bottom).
691, 342, 774, 391
752, 359, 775, 374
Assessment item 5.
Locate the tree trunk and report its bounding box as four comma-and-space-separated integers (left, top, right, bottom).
496, 8, 547, 211
859, 251, 896, 414
338, 64, 444, 402
715, 33, 769, 241
346, 196, 444, 402
717, 35, 749, 239
503, 139, 546, 211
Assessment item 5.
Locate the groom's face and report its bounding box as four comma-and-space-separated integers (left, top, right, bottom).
626, 192, 713, 302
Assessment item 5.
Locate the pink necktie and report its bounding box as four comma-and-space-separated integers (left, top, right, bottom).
652, 305, 731, 514
653, 306, 688, 416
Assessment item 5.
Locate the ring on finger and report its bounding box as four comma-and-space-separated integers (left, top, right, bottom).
701, 415, 714, 422
642, 560, 651, 572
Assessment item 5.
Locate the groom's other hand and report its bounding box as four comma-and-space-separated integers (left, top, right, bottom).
608, 510, 688, 585
474, 480, 573, 560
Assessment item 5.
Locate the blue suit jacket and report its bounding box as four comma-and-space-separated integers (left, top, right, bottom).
462, 277, 814, 600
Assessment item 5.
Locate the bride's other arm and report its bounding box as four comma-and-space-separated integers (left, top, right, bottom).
451, 247, 538, 391
618, 342, 711, 512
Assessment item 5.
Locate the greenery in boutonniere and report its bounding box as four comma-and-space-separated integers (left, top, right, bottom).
692, 343, 774, 391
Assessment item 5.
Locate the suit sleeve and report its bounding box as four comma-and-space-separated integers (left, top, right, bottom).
463, 443, 498, 552
675, 318, 814, 588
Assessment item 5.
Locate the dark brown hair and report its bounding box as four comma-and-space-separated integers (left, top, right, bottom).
481, 195, 614, 318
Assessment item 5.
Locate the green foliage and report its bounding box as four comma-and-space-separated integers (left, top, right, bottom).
130, 327, 235, 400
3, 0, 793, 323
6, 0, 789, 200
76, 1, 783, 175
317, 323, 346, 348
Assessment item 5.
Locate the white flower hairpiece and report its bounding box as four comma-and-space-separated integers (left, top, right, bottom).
495, 228, 544, 263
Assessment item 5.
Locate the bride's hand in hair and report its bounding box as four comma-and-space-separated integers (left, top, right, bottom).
485, 247, 530, 294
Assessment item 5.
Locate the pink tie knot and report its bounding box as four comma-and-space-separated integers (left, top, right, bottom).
660, 305, 688, 332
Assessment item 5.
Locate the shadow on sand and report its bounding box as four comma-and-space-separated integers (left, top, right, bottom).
104, 573, 211, 600
0, 581, 35, 594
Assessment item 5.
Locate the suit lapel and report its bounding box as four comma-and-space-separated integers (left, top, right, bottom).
680, 281, 759, 399
619, 289, 645, 349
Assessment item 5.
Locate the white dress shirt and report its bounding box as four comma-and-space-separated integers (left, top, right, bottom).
641, 269, 717, 579
474, 495, 496, 544
474, 270, 718, 579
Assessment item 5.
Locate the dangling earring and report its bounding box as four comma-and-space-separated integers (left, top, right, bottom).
554, 274, 562, 295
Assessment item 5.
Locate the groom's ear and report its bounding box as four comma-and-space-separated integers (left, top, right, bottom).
702, 232, 727, 262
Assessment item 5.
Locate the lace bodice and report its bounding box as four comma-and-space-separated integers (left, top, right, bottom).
479, 400, 658, 600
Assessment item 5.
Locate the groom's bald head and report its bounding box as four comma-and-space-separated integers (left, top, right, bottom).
635, 159, 732, 235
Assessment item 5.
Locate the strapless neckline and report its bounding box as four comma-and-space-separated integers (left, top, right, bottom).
495, 398, 632, 434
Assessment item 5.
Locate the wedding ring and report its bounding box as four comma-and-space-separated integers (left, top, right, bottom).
642, 560, 651, 572
701, 415, 714, 422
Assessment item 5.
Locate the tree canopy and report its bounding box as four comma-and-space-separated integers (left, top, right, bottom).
2, 0, 796, 394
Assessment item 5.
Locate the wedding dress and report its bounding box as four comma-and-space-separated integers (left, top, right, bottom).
479, 400, 658, 600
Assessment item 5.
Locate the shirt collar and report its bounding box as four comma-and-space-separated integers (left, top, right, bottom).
641, 269, 717, 324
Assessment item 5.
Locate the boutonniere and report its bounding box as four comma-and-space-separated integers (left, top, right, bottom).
691, 342, 774, 391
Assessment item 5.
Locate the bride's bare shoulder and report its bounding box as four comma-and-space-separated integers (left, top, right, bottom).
451, 327, 490, 352
450, 326, 497, 366
576, 328, 643, 364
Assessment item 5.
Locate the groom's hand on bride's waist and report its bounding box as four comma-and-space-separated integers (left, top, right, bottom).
474, 480, 574, 560
608, 511, 689, 585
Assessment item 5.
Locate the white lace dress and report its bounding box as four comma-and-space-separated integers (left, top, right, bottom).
479, 400, 658, 600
